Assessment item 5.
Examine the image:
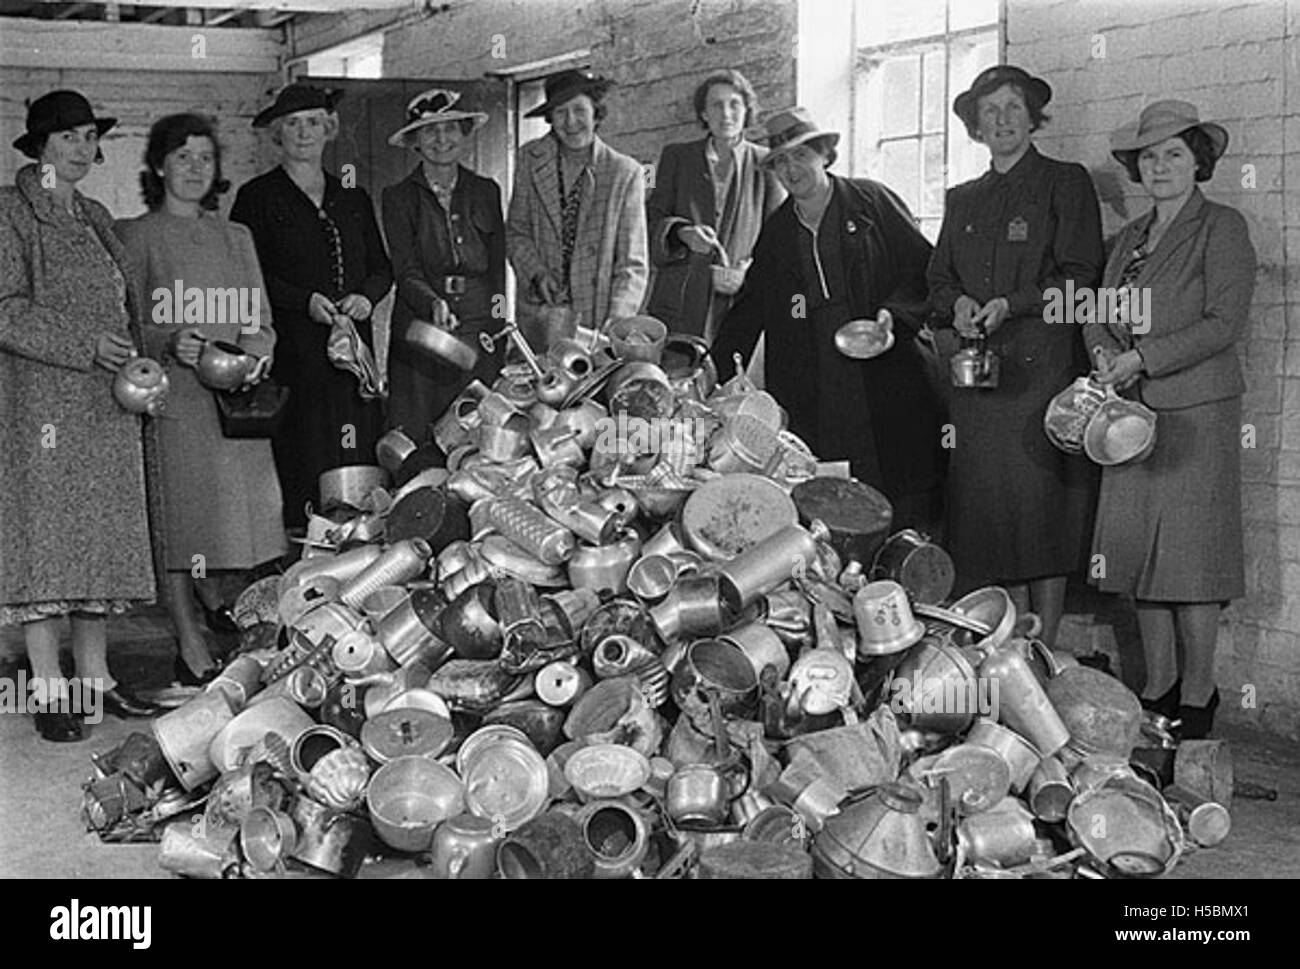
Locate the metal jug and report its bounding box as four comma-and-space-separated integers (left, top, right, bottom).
950, 330, 999, 389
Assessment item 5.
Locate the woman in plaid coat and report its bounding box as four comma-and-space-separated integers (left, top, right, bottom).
507, 70, 648, 350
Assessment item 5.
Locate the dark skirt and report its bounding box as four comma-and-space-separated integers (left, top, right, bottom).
1092, 396, 1243, 602
945, 339, 1098, 587
387, 312, 504, 442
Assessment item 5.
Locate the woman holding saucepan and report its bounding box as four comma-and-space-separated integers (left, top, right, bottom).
116, 113, 284, 685
710, 108, 946, 530
1083, 101, 1255, 739
0, 90, 159, 740
645, 69, 785, 343
507, 70, 648, 351
382, 89, 505, 439
927, 66, 1104, 648
231, 84, 393, 533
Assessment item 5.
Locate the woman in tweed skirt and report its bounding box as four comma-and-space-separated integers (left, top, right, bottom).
0, 91, 159, 741
1084, 101, 1255, 740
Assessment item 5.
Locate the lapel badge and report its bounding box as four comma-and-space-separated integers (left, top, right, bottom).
846, 219, 858, 234
1007, 216, 1029, 242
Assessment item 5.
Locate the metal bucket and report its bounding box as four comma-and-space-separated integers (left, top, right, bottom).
151, 690, 235, 791
870, 529, 954, 605
290, 795, 378, 878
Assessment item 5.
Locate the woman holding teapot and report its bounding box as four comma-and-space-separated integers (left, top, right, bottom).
0, 90, 159, 740
116, 112, 284, 685
927, 66, 1103, 648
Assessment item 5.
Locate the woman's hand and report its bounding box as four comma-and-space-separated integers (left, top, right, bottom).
172, 327, 206, 368
535, 272, 565, 306
337, 293, 373, 321
972, 296, 1011, 336
308, 292, 338, 326
677, 223, 720, 255
952, 294, 982, 337
1096, 348, 1144, 389
93, 333, 136, 372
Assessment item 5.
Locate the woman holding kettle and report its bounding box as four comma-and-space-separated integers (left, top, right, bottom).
928, 66, 1103, 648
116, 112, 284, 684
0, 90, 159, 740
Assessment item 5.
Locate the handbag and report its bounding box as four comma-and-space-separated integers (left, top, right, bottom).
214, 380, 290, 439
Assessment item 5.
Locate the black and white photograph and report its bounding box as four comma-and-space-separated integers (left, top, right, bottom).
0, 0, 1294, 913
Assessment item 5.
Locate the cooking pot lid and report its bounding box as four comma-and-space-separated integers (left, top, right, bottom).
361, 708, 454, 763
681, 473, 798, 560
462, 738, 549, 832
386, 487, 450, 545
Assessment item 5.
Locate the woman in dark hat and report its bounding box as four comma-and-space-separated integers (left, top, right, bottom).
381, 89, 505, 439
507, 69, 648, 350
1083, 101, 1253, 739
1, 90, 159, 740
115, 113, 284, 684
230, 84, 393, 533
645, 69, 785, 343
710, 107, 946, 530
927, 65, 1104, 648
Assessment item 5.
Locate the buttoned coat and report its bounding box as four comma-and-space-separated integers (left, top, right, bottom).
507, 133, 648, 341
1082, 188, 1254, 410
644, 137, 784, 339
0, 165, 155, 622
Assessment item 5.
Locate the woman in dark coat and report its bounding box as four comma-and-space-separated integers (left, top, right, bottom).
1083, 101, 1254, 739
230, 85, 393, 531
381, 89, 505, 439
711, 108, 945, 529
927, 66, 1103, 647
1, 91, 159, 740
645, 69, 785, 343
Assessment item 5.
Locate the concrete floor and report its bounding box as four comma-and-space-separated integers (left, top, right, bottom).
2, 605, 1298, 879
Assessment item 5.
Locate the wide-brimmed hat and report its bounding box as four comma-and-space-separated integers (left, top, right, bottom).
387, 89, 488, 147
760, 107, 840, 167
13, 90, 116, 158
1109, 100, 1228, 161
953, 65, 1052, 132
253, 84, 344, 128
525, 70, 613, 119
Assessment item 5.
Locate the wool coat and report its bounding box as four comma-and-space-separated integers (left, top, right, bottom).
507, 133, 648, 348
0, 165, 155, 624
645, 137, 784, 341
115, 209, 286, 571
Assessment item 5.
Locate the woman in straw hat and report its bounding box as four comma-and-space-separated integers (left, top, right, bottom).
928, 65, 1104, 649
230, 84, 392, 533
507, 69, 648, 350
1, 90, 160, 739
710, 107, 946, 530
382, 89, 505, 439
1083, 100, 1254, 739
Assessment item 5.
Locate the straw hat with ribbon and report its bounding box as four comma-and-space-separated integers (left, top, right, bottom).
760, 107, 840, 168
387, 89, 488, 147
13, 90, 116, 159
1109, 100, 1228, 163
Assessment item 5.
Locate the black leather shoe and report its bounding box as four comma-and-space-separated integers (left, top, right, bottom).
98, 685, 161, 719
35, 709, 84, 742
174, 654, 220, 688
1139, 678, 1181, 720
1177, 688, 1220, 741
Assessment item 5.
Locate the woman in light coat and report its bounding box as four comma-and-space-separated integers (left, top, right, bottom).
507, 70, 648, 350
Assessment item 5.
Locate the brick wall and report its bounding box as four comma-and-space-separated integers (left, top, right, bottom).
358, 0, 797, 167
1008, 0, 1299, 738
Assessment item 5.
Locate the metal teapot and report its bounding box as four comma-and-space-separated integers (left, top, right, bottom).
950, 326, 999, 389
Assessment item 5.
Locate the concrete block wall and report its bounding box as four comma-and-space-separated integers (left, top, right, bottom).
1008, 0, 1299, 738
364, 0, 797, 167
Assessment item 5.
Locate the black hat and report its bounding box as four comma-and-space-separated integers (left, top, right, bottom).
13, 90, 116, 159
952, 65, 1052, 132
524, 70, 612, 119
253, 84, 344, 128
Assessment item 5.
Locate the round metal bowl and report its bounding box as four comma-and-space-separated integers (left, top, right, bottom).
834, 318, 894, 360
366, 755, 465, 853
1084, 398, 1157, 466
